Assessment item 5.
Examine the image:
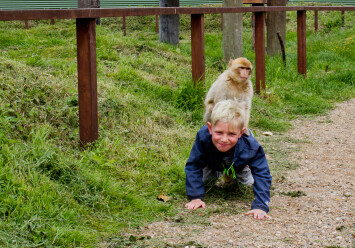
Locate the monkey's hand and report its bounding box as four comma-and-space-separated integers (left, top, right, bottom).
206, 102, 214, 112
185, 199, 206, 210
245, 209, 269, 220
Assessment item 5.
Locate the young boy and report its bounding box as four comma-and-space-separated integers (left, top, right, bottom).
185, 100, 272, 219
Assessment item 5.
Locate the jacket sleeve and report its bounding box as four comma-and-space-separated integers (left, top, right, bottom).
248, 145, 272, 213
185, 132, 207, 200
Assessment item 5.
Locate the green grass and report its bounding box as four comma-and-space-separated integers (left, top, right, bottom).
0, 8, 354, 247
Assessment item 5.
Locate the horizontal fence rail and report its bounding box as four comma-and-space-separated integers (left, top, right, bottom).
1, 6, 354, 145
0, 0, 224, 10
0, 6, 354, 20
0, 0, 354, 9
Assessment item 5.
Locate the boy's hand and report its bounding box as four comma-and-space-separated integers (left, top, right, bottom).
185, 199, 206, 209
245, 209, 269, 220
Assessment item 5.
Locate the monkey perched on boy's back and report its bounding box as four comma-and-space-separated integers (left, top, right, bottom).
204, 57, 253, 135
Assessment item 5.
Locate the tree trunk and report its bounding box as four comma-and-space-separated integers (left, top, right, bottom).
78, 0, 100, 8
266, 0, 287, 56
223, 0, 243, 62
159, 0, 179, 45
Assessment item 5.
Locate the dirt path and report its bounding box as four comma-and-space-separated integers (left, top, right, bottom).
135, 99, 355, 248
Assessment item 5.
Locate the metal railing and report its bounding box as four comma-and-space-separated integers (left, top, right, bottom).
0, 6, 354, 145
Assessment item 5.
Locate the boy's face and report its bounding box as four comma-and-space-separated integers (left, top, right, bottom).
207, 121, 245, 153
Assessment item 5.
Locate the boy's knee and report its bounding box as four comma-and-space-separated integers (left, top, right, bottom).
236, 166, 254, 185
202, 167, 220, 183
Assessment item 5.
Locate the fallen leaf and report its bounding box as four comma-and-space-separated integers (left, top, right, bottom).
157, 193, 171, 202
263, 131, 273, 136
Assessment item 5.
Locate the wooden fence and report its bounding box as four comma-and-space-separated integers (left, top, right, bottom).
0, 6, 354, 145
1, 0, 354, 9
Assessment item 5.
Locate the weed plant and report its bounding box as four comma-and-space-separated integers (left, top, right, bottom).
0, 7, 354, 247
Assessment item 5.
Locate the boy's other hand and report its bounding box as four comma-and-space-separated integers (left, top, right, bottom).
245, 209, 269, 220
185, 199, 206, 209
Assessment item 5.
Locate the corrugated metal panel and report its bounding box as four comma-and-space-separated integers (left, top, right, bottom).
101, 0, 223, 7
0, 0, 78, 9
0, 0, 353, 10
101, 0, 158, 7
179, 0, 223, 5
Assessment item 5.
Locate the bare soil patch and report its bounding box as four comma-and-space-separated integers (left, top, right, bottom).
133, 99, 355, 248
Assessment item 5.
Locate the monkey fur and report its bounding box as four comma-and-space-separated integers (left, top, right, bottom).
204, 57, 253, 135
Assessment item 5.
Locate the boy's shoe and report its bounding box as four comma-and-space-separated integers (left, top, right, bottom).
236, 166, 254, 185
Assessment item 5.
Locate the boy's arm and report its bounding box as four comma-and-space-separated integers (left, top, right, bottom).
185, 130, 208, 201
185, 151, 205, 200
248, 146, 272, 213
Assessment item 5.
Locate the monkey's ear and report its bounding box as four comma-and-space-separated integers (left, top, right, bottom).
228, 59, 233, 68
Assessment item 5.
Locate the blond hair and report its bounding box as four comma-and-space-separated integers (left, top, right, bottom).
210, 99, 246, 131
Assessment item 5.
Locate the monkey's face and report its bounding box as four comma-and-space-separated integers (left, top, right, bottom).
207, 121, 244, 153
229, 57, 253, 82
237, 66, 251, 81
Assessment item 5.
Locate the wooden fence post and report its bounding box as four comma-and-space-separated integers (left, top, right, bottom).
254, 11, 266, 94
76, 18, 98, 146
78, 0, 100, 25
341, 10, 345, 26
252, 3, 265, 51
191, 14, 205, 84
123, 16, 126, 36
297, 10, 307, 76
314, 10, 318, 32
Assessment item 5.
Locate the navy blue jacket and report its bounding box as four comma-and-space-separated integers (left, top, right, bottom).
185, 125, 272, 213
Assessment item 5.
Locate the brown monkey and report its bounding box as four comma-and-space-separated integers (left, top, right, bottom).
204, 57, 253, 135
